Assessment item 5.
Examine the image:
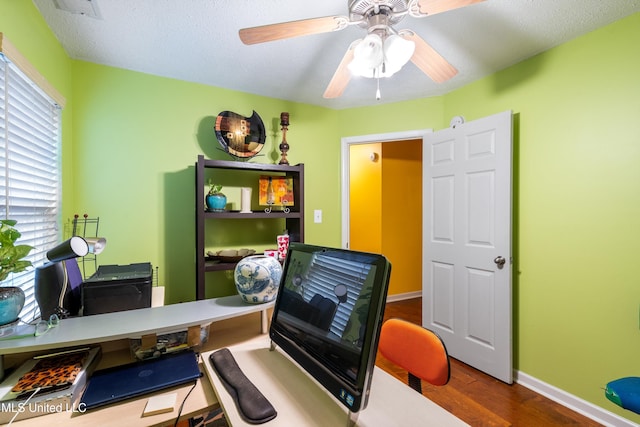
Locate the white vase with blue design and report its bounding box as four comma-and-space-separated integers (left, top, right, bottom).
234, 255, 282, 304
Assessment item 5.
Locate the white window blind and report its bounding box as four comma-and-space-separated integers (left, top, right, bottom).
0, 53, 62, 323
302, 253, 372, 338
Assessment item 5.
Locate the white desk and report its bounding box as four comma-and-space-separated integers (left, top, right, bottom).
202, 336, 470, 427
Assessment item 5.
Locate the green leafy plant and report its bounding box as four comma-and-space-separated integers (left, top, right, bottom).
0, 219, 34, 282
207, 179, 223, 196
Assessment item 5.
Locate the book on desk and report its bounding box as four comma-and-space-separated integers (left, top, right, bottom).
0, 347, 101, 424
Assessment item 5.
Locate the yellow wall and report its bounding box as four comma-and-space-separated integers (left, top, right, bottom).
350, 140, 422, 296
349, 143, 382, 254
381, 140, 422, 296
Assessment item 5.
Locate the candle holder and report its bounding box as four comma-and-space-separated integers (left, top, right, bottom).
278, 112, 290, 165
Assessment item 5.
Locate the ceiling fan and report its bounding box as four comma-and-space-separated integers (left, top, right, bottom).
239, 0, 485, 99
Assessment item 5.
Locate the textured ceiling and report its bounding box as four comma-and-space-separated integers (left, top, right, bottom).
33, 0, 640, 110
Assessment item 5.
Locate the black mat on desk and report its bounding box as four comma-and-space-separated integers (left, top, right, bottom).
80, 350, 202, 410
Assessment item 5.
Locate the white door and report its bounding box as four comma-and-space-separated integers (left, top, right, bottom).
422, 111, 513, 383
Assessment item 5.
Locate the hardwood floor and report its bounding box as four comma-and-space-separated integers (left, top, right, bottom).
376, 298, 603, 426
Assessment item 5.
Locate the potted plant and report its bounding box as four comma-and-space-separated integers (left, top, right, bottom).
0, 219, 34, 325
206, 180, 227, 212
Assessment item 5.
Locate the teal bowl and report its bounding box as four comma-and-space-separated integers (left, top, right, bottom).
0, 286, 25, 325
206, 193, 227, 212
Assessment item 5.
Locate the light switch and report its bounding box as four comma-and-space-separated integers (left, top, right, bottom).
314, 210, 322, 223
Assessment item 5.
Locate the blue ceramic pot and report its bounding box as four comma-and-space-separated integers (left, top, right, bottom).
0, 286, 25, 325
234, 255, 282, 304
206, 193, 227, 211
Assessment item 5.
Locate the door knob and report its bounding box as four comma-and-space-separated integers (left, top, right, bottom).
494, 256, 506, 269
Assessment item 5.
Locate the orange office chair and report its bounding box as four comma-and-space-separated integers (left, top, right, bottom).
378, 318, 450, 393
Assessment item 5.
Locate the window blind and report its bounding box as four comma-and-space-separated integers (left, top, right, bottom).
0, 53, 61, 323
302, 253, 372, 338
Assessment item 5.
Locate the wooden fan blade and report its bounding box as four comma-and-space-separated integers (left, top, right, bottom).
402, 32, 457, 83
416, 0, 485, 16
323, 46, 356, 99
239, 16, 348, 45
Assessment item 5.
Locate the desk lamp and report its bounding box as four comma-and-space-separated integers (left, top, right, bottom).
34, 236, 98, 319
80, 237, 107, 277
334, 284, 348, 305
84, 237, 106, 255
332, 284, 349, 326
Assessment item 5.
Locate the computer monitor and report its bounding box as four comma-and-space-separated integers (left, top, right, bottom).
269, 243, 391, 415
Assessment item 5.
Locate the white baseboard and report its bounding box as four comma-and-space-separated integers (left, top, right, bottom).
386, 291, 422, 303
515, 371, 638, 427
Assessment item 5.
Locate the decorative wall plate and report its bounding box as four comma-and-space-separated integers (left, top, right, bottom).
215, 110, 266, 158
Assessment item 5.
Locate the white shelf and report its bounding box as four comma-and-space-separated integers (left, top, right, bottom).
0, 295, 273, 356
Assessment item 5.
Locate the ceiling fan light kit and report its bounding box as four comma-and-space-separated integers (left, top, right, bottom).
382, 34, 416, 73
348, 33, 415, 78
349, 34, 383, 77
239, 0, 485, 99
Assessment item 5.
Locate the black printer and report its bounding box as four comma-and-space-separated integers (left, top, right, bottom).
81, 262, 152, 316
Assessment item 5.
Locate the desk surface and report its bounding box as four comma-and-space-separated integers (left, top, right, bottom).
202, 336, 470, 427
4, 311, 467, 427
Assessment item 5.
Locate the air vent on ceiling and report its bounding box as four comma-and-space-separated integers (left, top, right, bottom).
53, 0, 101, 19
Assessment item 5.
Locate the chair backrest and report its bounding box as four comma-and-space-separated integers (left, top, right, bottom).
308, 293, 337, 331
378, 318, 450, 392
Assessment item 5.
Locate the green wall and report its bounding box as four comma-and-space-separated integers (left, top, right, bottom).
2, 1, 640, 422
442, 13, 640, 419
336, 13, 640, 421
69, 61, 341, 302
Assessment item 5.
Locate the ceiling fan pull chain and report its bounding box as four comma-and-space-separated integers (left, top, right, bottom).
376, 77, 381, 101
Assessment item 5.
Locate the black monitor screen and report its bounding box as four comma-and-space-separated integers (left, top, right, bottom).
269, 243, 391, 413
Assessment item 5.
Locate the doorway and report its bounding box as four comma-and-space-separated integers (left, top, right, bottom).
342, 111, 513, 382
341, 130, 431, 300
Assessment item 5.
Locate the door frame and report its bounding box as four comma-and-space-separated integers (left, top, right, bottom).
340, 129, 433, 249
